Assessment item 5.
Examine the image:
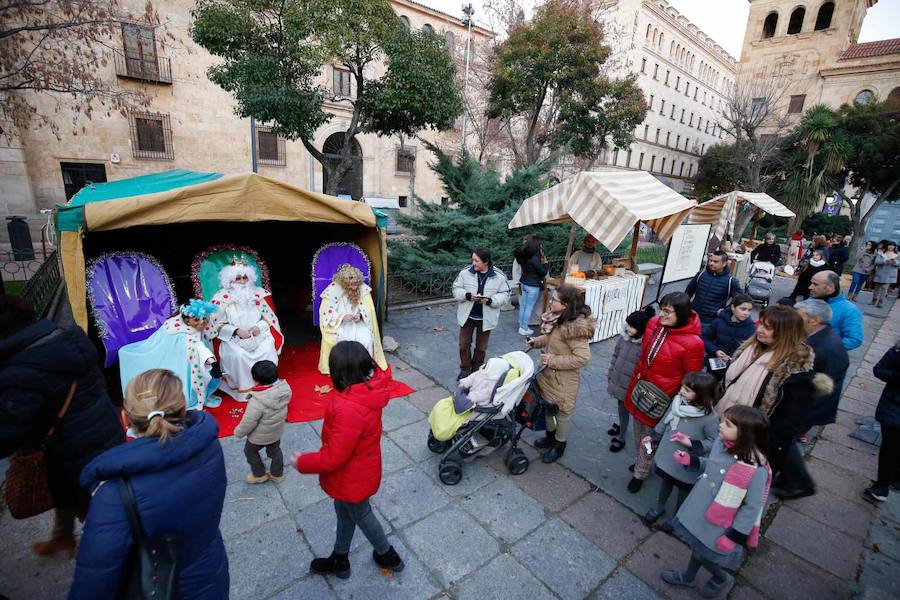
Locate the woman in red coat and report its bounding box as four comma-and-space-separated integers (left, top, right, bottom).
625, 292, 705, 493
295, 341, 404, 578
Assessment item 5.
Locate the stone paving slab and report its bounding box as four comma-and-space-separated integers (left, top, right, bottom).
764, 505, 864, 580
294, 497, 393, 556
402, 505, 501, 587
381, 397, 427, 432
221, 480, 290, 541
454, 553, 557, 600
739, 541, 852, 600
810, 437, 879, 475
560, 490, 652, 561
506, 458, 592, 513
622, 531, 708, 600
328, 536, 442, 600
510, 518, 616, 600
404, 385, 450, 414
266, 575, 337, 599
783, 487, 873, 539
458, 476, 548, 545
589, 568, 663, 600
227, 515, 313, 599
371, 467, 451, 528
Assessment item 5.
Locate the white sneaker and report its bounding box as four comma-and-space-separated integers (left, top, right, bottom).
518, 327, 534, 336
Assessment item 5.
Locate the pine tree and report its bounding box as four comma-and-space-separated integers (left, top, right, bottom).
388, 142, 573, 274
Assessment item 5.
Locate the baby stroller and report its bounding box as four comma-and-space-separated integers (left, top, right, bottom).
746, 261, 776, 307
426, 351, 548, 485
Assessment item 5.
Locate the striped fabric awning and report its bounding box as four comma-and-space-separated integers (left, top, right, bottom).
688, 191, 795, 240
508, 171, 697, 249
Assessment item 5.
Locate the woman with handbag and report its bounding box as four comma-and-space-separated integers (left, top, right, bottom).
624, 292, 705, 493
716, 305, 832, 501
69, 369, 229, 599
0, 295, 123, 557
527, 284, 596, 463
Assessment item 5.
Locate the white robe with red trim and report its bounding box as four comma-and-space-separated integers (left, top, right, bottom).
208, 286, 283, 400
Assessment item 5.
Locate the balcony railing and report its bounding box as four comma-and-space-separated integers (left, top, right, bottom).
114, 51, 172, 84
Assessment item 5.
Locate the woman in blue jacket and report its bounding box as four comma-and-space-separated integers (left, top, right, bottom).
701, 294, 757, 366
69, 369, 229, 599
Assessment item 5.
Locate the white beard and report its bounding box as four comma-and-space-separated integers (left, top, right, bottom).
228, 282, 256, 306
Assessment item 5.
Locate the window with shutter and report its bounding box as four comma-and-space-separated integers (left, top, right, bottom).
122, 25, 159, 80
396, 146, 416, 173
257, 127, 286, 166
333, 68, 352, 96
130, 113, 173, 160
788, 94, 806, 114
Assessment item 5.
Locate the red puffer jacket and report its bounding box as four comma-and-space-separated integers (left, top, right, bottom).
625, 312, 705, 426
296, 369, 390, 503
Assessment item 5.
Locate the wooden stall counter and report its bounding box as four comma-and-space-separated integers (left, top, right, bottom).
543, 272, 648, 343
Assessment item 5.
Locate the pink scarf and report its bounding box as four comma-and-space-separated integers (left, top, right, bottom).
704, 446, 772, 549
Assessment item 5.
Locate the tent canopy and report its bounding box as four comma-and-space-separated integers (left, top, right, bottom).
687, 191, 795, 241
55, 170, 386, 330
507, 171, 697, 250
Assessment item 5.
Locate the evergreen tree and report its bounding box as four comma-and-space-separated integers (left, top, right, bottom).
389, 142, 574, 273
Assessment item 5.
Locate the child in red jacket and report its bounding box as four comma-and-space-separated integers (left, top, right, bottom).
294, 340, 403, 578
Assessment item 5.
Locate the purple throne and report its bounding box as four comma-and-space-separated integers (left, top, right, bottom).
311, 242, 371, 326
87, 252, 177, 367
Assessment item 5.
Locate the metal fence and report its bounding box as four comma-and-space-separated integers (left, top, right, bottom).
2, 249, 63, 318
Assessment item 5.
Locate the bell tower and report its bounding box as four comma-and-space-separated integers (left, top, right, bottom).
735, 1, 878, 103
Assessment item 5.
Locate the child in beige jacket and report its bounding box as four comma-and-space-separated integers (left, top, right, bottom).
234, 360, 292, 483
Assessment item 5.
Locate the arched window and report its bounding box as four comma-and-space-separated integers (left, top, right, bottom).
670, 41, 675, 56
653, 28, 658, 45
421, 23, 433, 35
787, 8, 805, 34
399, 15, 410, 29
815, 2, 834, 30
658, 33, 664, 49
888, 87, 900, 107
854, 89, 875, 105
646, 24, 652, 39
322, 133, 363, 200
762, 12, 778, 39
444, 31, 455, 52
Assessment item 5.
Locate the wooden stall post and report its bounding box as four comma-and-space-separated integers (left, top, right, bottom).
562, 222, 578, 276
628, 221, 641, 271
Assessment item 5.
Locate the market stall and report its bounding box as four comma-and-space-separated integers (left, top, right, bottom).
688, 190, 795, 250
508, 170, 697, 342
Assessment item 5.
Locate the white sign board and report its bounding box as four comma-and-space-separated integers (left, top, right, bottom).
602, 281, 630, 313
662, 223, 712, 285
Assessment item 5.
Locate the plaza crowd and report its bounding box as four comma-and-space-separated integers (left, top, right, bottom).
0, 230, 898, 599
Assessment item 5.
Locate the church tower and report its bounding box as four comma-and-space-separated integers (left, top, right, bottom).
735, 1, 878, 106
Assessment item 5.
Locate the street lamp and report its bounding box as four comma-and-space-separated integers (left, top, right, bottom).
460, 3, 474, 156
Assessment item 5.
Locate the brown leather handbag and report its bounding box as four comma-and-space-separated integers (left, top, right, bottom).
4, 381, 77, 519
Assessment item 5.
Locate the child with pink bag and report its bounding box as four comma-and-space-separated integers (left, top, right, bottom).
661, 405, 771, 598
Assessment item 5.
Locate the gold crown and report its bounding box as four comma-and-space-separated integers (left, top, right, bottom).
230, 254, 249, 267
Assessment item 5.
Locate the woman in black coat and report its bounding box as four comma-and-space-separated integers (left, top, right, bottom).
865, 343, 900, 503
0, 295, 123, 556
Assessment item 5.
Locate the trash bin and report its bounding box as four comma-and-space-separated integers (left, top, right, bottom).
6, 216, 35, 261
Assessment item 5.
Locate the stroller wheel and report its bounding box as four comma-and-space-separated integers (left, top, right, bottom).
506, 450, 529, 476
427, 432, 451, 454
439, 459, 463, 486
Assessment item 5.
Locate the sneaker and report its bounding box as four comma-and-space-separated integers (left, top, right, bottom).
373, 546, 405, 573
771, 486, 816, 500
699, 572, 734, 598
310, 552, 351, 579
607, 423, 620, 436
661, 569, 695, 588
267, 472, 285, 483
245, 473, 269, 484
518, 327, 534, 336
642, 508, 665, 525
863, 485, 888, 503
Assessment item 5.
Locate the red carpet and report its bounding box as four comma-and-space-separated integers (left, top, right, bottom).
206, 344, 415, 438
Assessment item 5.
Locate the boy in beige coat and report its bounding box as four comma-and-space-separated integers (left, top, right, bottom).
234, 360, 292, 483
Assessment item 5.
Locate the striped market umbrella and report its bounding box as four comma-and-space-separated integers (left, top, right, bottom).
688, 191, 795, 242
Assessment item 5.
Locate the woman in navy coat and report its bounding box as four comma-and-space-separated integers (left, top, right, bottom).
69, 369, 229, 599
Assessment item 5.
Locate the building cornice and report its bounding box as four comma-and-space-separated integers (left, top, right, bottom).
820, 59, 900, 78
642, 0, 738, 69
390, 0, 495, 37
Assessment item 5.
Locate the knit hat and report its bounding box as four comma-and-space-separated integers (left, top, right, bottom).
625, 306, 655, 336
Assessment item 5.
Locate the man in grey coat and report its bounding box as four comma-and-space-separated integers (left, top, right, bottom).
452, 248, 511, 379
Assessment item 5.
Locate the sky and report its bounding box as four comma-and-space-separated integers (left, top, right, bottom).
415, 0, 900, 60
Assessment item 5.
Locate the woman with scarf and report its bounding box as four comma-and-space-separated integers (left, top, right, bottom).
527, 285, 596, 464
624, 292, 705, 493
788, 249, 830, 302
717, 305, 832, 500
873, 240, 899, 308
848, 241, 877, 301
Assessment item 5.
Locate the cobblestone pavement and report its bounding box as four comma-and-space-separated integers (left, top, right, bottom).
1, 277, 897, 599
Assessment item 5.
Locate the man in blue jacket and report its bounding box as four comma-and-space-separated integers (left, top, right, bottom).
809, 271, 863, 351
684, 251, 741, 327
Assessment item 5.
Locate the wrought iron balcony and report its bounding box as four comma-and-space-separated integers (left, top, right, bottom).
114, 51, 172, 85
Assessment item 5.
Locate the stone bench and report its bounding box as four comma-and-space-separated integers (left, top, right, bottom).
637, 262, 664, 284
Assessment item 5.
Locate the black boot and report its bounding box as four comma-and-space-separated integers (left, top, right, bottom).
541, 440, 567, 463
310, 552, 351, 579
373, 546, 405, 572
534, 429, 555, 450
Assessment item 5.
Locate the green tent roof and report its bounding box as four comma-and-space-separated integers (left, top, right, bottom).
55, 169, 223, 232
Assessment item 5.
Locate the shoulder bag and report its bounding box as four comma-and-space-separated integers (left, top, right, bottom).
119, 476, 178, 600
630, 326, 673, 421
4, 381, 77, 519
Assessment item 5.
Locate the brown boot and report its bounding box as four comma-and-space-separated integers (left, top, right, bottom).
32, 536, 76, 558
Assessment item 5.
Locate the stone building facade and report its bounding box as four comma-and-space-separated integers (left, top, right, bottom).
736, 0, 900, 119
586, 0, 737, 194
0, 0, 492, 227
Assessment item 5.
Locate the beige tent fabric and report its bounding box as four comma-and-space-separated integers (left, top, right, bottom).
688, 191, 795, 241
60, 231, 88, 330
508, 171, 696, 249
85, 173, 376, 232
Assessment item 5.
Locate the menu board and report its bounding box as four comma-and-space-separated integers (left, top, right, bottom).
662, 224, 713, 284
